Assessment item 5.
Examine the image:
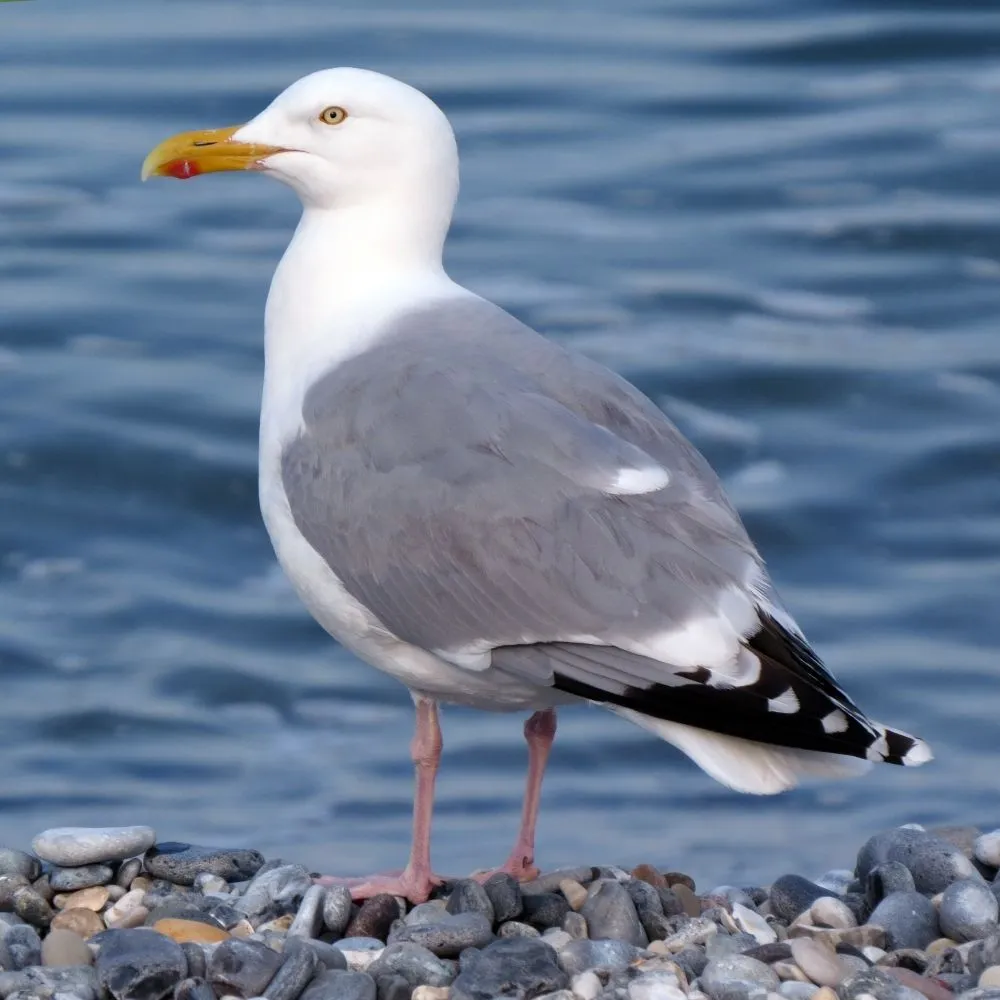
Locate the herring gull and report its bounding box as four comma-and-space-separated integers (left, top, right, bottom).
142, 67, 931, 902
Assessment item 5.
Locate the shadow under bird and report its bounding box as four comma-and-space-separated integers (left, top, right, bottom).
142, 67, 932, 902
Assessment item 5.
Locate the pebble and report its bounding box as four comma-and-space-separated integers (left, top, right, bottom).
154, 917, 231, 943
347, 895, 402, 941
581, 880, 647, 946
41, 927, 92, 966
288, 884, 326, 938
497, 920, 540, 938
12, 886, 53, 926
236, 865, 313, 923
770, 877, 835, 923
980, 967, 1000, 988
0, 849, 41, 882
95, 927, 187, 1000
390, 911, 493, 957
174, 979, 215, 1000
733, 903, 778, 945
810, 897, 857, 930
482, 873, 523, 923
858, 828, 981, 896
446, 879, 495, 924
367, 942, 456, 988
56, 885, 110, 911
674, 884, 703, 918
143, 843, 265, 886
563, 911, 588, 939
301, 969, 377, 1000
939, 879, 999, 942
116, 858, 143, 889
560, 879, 588, 911
321, 884, 353, 937
788, 938, 847, 988
51, 906, 105, 937
450, 937, 567, 1000
412, 988, 450, 1000
261, 936, 317, 1000
5, 924, 42, 969
208, 938, 283, 996
32, 827, 156, 867
521, 892, 571, 930
702, 955, 781, 1000
868, 892, 940, 950
976, 833, 1000, 870
560, 939, 644, 975
573, 969, 603, 1000
522, 867, 596, 895
49, 864, 114, 892
104, 889, 148, 928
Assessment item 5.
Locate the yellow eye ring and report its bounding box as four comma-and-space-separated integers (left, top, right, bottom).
319, 106, 348, 125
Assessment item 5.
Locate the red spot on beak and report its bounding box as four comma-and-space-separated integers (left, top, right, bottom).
164, 160, 202, 180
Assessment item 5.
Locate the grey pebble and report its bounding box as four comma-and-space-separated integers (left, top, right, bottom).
857, 827, 980, 895
373, 973, 410, 1000
367, 942, 456, 988
300, 970, 376, 1000
0, 851, 40, 883
702, 955, 780, 1000
300, 940, 348, 971
23, 965, 100, 1000
497, 921, 540, 939
521, 892, 571, 930
482, 873, 522, 923
180, 943, 206, 980
208, 938, 283, 996
389, 911, 493, 958
32, 827, 156, 868
173, 978, 215, 1000
0, 876, 28, 909
521, 867, 596, 895
405, 900, 448, 926
769, 875, 834, 923
263, 937, 317, 1000
580, 880, 647, 947
96, 927, 187, 1000
868, 891, 939, 950
320, 885, 352, 938
839, 967, 926, 1000
940, 878, 1000, 942
144, 843, 265, 887
332, 937, 385, 952
4, 926, 41, 970
674, 946, 709, 981
116, 860, 143, 890
446, 880, 494, 924
451, 937, 567, 1000
49, 865, 113, 893
867, 863, 917, 908
236, 865, 313, 923
562, 912, 587, 939
779, 984, 819, 1000
559, 938, 643, 976
288, 885, 325, 939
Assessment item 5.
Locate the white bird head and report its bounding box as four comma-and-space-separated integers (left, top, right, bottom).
142, 67, 459, 212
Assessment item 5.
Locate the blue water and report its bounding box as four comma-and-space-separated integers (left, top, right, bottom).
2, 0, 999, 887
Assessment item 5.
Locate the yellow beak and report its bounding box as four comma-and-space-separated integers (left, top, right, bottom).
141, 125, 286, 181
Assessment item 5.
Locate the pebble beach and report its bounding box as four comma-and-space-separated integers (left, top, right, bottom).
1, 824, 1000, 1000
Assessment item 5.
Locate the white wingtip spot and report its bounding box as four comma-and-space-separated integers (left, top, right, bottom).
902, 739, 933, 766
821, 709, 850, 734
767, 687, 800, 714
866, 730, 890, 762
606, 465, 670, 496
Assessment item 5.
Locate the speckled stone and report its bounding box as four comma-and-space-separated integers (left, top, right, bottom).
367, 942, 456, 989
49, 864, 114, 892
208, 937, 283, 996
450, 937, 567, 1000
5, 925, 42, 970
446, 879, 494, 924
321, 884, 353, 937
939, 878, 999, 942
389, 911, 493, 958
143, 843, 265, 886
347, 894, 401, 941
702, 954, 780, 1000
0, 849, 40, 882
581, 880, 647, 946
96, 927, 187, 1000
560, 939, 644, 976
497, 920, 540, 938
868, 892, 940, 951
32, 827, 156, 867
770, 876, 835, 923
301, 969, 377, 1000
288, 884, 325, 938
521, 892, 571, 930
482, 873, 523, 923
857, 828, 980, 895
235, 864, 313, 922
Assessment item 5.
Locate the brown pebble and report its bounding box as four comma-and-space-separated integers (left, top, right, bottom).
0, 874, 30, 907
153, 918, 230, 944
346, 893, 400, 939
663, 872, 696, 892
229, 918, 254, 938
559, 879, 588, 912
257, 914, 294, 934
773, 962, 810, 982
790, 937, 847, 988
672, 883, 702, 918
51, 907, 105, 938
885, 967, 953, 1000
129, 875, 153, 893
32, 874, 55, 903
41, 928, 93, 967
812, 989, 838, 1000
648, 940, 671, 956
411, 988, 450, 1000
13, 885, 54, 926
632, 864, 668, 890
979, 966, 1000, 989
59, 886, 109, 912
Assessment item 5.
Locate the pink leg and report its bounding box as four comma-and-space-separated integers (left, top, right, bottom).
487, 708, 557, 882
316, 697, 446, 902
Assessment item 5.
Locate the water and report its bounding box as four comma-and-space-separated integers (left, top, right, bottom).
2, 0, 999, 887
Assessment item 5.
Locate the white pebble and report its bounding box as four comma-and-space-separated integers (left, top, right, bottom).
32, 826, 156, 867
103, 888, 146, 928
340, 949, 384, 971
975, 831, 1000, 868
541, 928, 573, 951
732, 902, 777, 945
572, 970, 602, 1000
412, 989, 450, 1000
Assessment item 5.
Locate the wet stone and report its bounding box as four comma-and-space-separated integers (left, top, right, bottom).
49, 864, 114, 892
560, 938, 643, 976
144, 844, 265, 886
321, 885, 352, 937
389, 911, 493, 958
346, 895, 401, 941
174, 978, 215, 1000
33, 827, 156, 868
868, 892, 940, 951
939, 878, 999, 942
42, 927, 93, 967
522, 892, 571, 930
263, 936, 317, 1000
445, 879, 494, 924
770, 876, 835, 923
581, 879, 647, 946
96, 927, 188, 1000
301, 969, 377, 1000
0, 850, 40, 882
208, 937, 283, 996
367, 942, 456, 988
482, 873, 522, 923
5, 925, 42, 969
451, 937, 567, 1000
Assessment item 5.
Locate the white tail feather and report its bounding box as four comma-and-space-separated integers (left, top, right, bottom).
615, 707, 872, 795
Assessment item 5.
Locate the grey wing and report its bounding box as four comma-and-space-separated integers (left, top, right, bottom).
281, 297, 923, 767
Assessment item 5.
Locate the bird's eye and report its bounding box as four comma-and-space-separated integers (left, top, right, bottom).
319, 106, 348, 125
